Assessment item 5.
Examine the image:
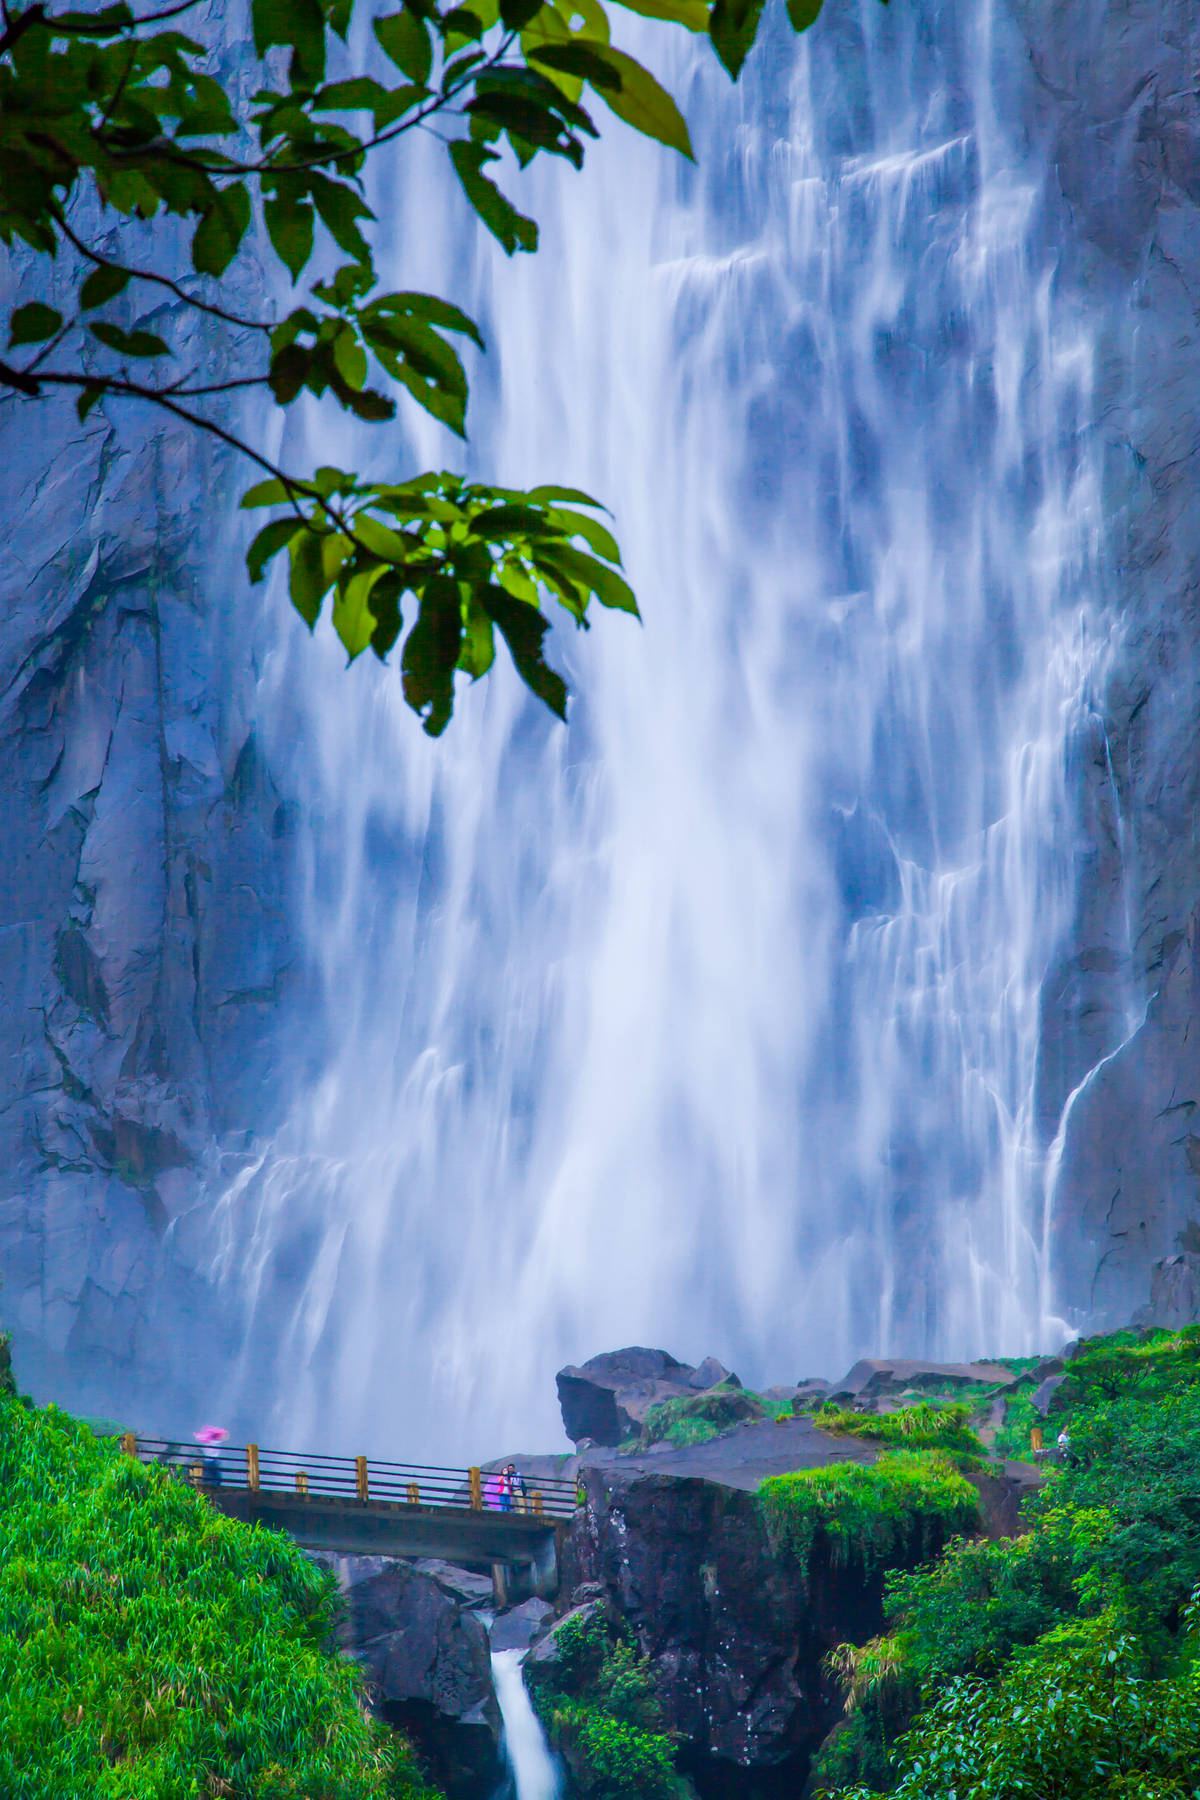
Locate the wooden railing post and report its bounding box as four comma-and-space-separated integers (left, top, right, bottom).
407, 1481, 420, 1505
246, 1444, 260, 1493
188, 1462, 204, 1487
468, 1466, 483, 1510
295, 1471, 309, 1498
120, 1431, 136, 1456
531, 1490, 544, 1516
356, 1455, 369, 1503
1030, 1426, 1044, 1458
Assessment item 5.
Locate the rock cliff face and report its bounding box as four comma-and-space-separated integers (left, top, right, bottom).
1008, 0, 1200, 1327
0, 374, 304, 1425
559, 1467, 954, 1796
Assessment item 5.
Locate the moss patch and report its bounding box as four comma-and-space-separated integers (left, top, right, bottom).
811, 1401, 983, 1466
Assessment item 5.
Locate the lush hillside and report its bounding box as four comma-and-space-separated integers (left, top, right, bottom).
0, 1390, 437, 1800
815, 1327, 1200, 1797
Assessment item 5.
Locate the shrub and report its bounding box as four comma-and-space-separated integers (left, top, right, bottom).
0, 1394, 435, 1800
759, 1451, 979, 1576
812, 1403, 983, 1465
526, 1609, 687, 1800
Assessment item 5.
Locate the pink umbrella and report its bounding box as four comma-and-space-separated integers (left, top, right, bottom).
193, 1427, 229, 1445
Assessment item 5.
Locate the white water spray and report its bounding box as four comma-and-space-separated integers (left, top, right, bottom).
491, 1651, 560, 1800
208, 0, 1128, 1457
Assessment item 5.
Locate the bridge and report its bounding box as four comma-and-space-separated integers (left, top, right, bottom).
121, 1435, 577, 1601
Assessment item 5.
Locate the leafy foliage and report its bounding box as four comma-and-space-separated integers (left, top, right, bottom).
833, 1604, 1200, 1800
525, 1607, 687, 1800
815, 1328, 1200, 1796
0, 1392, 435, 1799
0, 0, 884, 730
812, 1402, 984, 1466
759, 1450, 978, 1578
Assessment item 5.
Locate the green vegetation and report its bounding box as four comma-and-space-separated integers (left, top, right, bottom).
759, 1451, 979, 1577
0, 0, 884, 732
0, 1391, 435, 1799
525, 1606, 688, 1800
812, 1402, 983, 1466
632, 1383, 787, 1451
815, 1327, 1200, 1797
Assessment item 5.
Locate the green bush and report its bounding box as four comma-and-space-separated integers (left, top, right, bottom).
759, 1451, 979, 1576
0, 1394, 436, 1800
633, 1384, 785, 1451
832, 1604, 1200, 1800
526, 1609, 687, 1800
818, 1331, 1200, 1794
812, 1403, 983, 1465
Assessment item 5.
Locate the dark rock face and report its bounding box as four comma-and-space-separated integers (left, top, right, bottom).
1135, 1254, 1200, 1329
560, 1467, 954, 1787
556, 1348, 738, 1446
317, 1553, 503, 1800
1007, 0, 1200, 1329
0, 372, 303, 1429
827, 1359, 1016, 1403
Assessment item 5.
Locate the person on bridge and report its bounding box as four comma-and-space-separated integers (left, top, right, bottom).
501, 1463, 526, 1512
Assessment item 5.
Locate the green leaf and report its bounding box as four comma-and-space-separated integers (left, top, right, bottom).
252, 0, 327, 85
264, 191, 315, 281
287, 527, 348, 626
708, 0, 765, 78
373, 9, 432, 85
548, 507, 622, 563
785, 0, 823, 24
500, 0, 543, 26
527, 41, 622, 91
457, 592, 496, 679
367, 567, 406, 659
333, 561, 386, 659
527, 484, 607, 507
402, 575, 463, 734
314, 76, 392, 111
75, 382, 106, 422
535, 541, 639, 614
9, 303, 62, 348
351, 513, 412, 560
580, 44, 693, 156
79, 266, 131, 311
483, 587, 567, 718
51, 4, 132, 31
89, 321, 168, 357
611, 0, 708, 30
364, 291, 485, 353
246, 515, 303, 582
308, 173, 373, 264
241, 477, 297, 509
332, 323, 367, 390
449, 141, 538, 255
192, 182, 251, 278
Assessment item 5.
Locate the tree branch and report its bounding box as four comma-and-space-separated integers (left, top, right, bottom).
0, 3, 45, 58
53, 209, 272, 334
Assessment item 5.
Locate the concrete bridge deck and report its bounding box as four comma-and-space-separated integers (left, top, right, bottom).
121, 1435, 575, 1597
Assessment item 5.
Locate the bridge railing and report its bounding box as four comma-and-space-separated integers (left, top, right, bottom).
121, 1436, 578, 1520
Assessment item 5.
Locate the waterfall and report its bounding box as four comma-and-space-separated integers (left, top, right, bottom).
491, 1651, 560, 1800
207, 0, 1123, 1458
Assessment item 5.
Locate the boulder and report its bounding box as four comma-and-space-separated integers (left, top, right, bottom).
827, 1358, 1015, 1404
316, 1555, 503, 1800
490, 1596, 555, 1654
556, 1347, 739, 1446
1031, 1373, 1067, 1417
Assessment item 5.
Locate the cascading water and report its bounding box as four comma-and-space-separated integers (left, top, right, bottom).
491, 1651, 560, 1800
207, 0, 1127, 1457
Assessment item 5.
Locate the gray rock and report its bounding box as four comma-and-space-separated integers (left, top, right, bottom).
490, 1597, 554, 1653
556, 1347, 741, 1446
1031, 1373, 1067, 1417
1134, 1254, 1200, 1329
